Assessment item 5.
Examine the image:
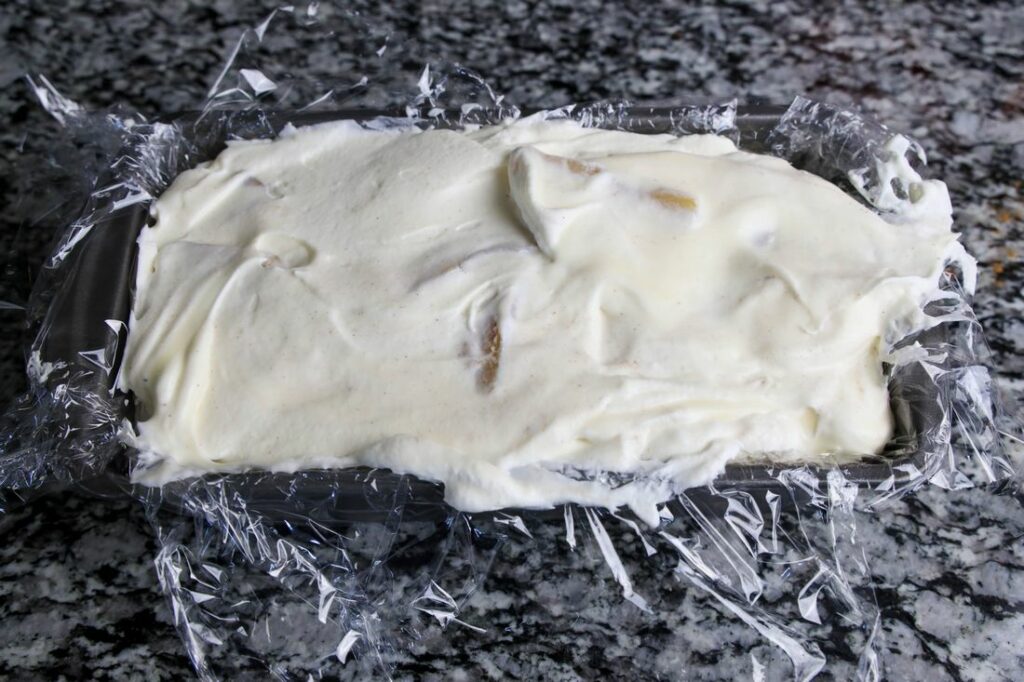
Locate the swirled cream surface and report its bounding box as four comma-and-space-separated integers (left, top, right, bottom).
120, 117, 961, 524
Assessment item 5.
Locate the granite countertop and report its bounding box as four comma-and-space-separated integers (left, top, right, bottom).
1, 1, 1023, 679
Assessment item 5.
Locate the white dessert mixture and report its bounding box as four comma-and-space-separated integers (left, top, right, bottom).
119, 116, 963, 524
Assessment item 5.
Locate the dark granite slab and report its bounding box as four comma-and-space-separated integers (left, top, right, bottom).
1, 0, 1022, 679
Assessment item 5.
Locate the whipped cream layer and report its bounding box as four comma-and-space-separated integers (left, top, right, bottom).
120, 116, 960, 524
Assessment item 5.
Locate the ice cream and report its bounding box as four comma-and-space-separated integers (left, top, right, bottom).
119, 116, 962, 524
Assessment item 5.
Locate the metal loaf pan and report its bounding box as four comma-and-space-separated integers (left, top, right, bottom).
36, 105, 942, 522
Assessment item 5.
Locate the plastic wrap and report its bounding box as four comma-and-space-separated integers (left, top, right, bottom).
2, 5, 1022, 680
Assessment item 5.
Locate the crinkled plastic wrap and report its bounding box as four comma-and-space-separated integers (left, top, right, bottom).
2, 5, 1022, 680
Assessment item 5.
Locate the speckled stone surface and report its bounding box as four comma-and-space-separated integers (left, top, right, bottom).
1, 0, 1023, 680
